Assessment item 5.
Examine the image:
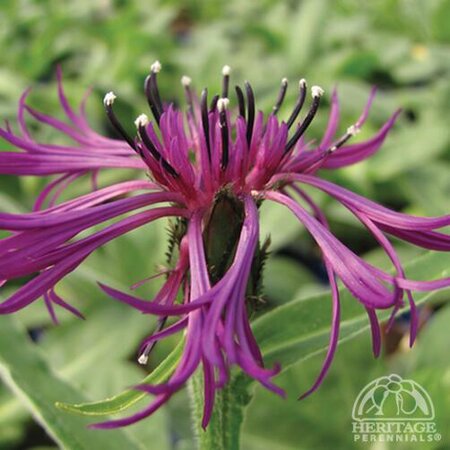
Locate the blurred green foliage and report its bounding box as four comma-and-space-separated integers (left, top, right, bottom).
0, 0, 449, 449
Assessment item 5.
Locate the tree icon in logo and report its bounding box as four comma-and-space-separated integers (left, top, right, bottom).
352, 374, 434, 421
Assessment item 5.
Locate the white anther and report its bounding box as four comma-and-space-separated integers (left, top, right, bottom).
217, 97, 230, 112
281, 77, 288, 85
181, 75, 192, 87
329, 145, 338, 153
311, 85, 325, 98
151, 60, 162, 73
299, 78, 307, 88
222, 65, 231, 76
138, 354, 148, 365
134, 113, 149, 129
103, 91, 116, 106
347, 125, 360, 136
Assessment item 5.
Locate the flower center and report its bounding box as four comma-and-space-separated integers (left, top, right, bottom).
203, 189, 245, 284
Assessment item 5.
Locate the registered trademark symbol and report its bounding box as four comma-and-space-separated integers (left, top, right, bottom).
434, 433, 442, 441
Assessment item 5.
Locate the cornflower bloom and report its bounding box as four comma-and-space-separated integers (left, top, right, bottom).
0, 62, 449, 429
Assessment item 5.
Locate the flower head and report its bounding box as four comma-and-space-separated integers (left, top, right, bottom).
1, 62, 449, 428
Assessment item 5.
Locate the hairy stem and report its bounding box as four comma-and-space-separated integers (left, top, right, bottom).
188, 372, 252, 450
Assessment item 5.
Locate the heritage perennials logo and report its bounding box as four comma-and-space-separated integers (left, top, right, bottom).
352, 374, 441, 443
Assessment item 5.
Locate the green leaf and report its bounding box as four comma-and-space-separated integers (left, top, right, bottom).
40, 304, 154, 399
368, 112, 448, 181
57, 338, 184, 416
431, 0, 450, 42
253, 251, 450, 370
400, 163, 450, 216
287, 0, 327, 71
263, 256, 318, 306
0, 316, 141, 449
259, 200, 301, 251
242, 323, 387, 450
414, 303, 450, 369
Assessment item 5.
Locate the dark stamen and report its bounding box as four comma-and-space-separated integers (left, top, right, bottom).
285, 86, 324, 154
144, 62, 164, 125
138, 316, 168, 365
218, 98, 230, 169
150, 64, 164, 114
221, 65, 231, 98
136, 116, 179, 177
286, 79, 307, 130
200, 88, 211, 161
272, 78, 288, 116
245, 81, 255, 148
103, 92, 137, 151
326, 125, 359, 153
235, 85, 246, 119
144, 75, 161, 125
209, 94, 219, 112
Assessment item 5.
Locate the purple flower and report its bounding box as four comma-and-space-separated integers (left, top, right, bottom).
1, 62, 449, 429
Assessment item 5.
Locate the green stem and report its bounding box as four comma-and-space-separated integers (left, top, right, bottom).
188, 372, 252, 450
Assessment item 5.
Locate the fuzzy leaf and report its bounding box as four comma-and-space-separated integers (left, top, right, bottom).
56, 338, 184, 416
253, 251, 450, 371
0, 316, 141, 449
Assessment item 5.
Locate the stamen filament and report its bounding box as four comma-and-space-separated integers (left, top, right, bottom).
285, 85, 324, 153
272, 78, 288, 116
245, 81, 255, 148
138, 316, 168, 365
286, 78, 307, 130
144, 61, 164, 125
327, 124, 360, 153
103, 92, 137, 151
200, 89, 211, 161
136, 114, 178, 177
235, 85, 246, 118
218, 98, 230, 169
221, 65, 231, 98
209, 94, 219, 112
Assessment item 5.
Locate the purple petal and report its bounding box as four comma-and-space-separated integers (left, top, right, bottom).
265, 190, 396, 309
290, 174, 450, 230
99, 283, 211, 316
0, 207, 183, 314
